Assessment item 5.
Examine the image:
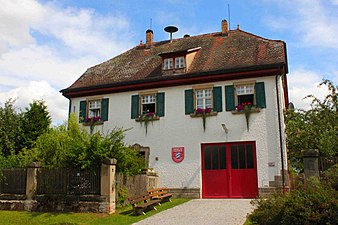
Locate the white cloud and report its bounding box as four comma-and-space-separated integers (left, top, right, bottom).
0, 81, 68, 125
0, 0, 43, 51
288, 68, 330, 110
0, 0, 134, 124
264, 0, 338, 49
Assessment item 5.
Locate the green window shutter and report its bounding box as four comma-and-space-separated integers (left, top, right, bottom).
256, 82, 266, 108
131, 95, 139, 119
156, 92, 165, 117
213, 86, 222, 112
101, 98, 109, 121
79, 100, 87, 122
185, 89, 194, 115
225, 85, 235, 111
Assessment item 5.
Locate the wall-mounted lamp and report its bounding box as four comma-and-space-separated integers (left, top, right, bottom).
221, 123, 228, 133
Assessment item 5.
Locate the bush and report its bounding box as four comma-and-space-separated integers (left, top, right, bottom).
20, 113, 146, 175
249, 177, 338, 225
117, 186, 128, 207
322, 164, 338, 191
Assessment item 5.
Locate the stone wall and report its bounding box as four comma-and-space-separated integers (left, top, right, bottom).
0, 159, 117, 213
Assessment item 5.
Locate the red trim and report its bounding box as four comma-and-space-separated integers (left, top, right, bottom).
63, 68, 279, 98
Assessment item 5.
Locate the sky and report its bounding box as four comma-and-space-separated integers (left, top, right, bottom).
0, 0, 337, 125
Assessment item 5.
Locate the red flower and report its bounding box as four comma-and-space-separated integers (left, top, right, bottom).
236, 105, 244, 111
146, 112, 155, 117
196, 108, 204, 114
205, 107, 212, 113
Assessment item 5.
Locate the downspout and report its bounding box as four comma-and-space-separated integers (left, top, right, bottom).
68, 99, 72, 116
276, 67, 286, 193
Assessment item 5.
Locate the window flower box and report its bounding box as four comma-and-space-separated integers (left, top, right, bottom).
231, 103, 261, 131
190, 108, 217, 131
135, 112, 160, 134
82, 116, 103, 134
82, 116, 103, 125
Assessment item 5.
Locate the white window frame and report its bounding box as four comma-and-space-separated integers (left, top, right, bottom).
141, 93, 156, 115
163, 58, 173, 70
175, 56, 185, 68
88, 99, 101, 118
235, 82, 255, 106
195, 88, 213, 110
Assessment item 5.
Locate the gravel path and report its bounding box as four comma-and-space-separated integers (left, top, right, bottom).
133, 199, 254, 225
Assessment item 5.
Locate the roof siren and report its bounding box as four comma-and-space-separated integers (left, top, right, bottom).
164, 26, 178, 43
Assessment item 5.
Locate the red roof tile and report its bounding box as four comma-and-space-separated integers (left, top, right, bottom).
62, 29, 286, 94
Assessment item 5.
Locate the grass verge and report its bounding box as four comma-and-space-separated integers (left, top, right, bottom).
0, 198, 191, 225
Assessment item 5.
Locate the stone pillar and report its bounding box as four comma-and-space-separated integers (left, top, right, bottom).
100, 158, 117, 214
24, 162, 41, 211
302, 149, 319, 179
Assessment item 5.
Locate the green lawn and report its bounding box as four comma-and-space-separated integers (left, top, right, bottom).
0, 198, 190, 225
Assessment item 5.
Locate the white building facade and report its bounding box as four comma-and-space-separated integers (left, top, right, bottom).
62, 20, 289, 198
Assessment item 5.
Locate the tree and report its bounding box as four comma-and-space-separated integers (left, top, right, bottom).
22, 113, 145, 175
0, 99, 21, 156
285, 79, 338, 170
19, 100, 51, 151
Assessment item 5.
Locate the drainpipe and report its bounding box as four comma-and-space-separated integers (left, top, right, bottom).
276, 67, 286, 193
68, 99, 72, 116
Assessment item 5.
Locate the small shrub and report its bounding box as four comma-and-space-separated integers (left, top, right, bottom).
322, 164, 338, 191
249, 177, 338, 225
117, 186, 128, 207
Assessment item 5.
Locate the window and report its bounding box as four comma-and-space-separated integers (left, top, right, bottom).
141, 94, 156, 114
131, 92, 165, 119
231, 143, 254, 169
88, 100, 101, 118
79, 98, 109, 122
163, 57, 185, 70
225, 82, 266, 111
195, 89, 213, 110
175, 56, 185, 68
236, 84, 254, 105
185, 87, 222, 114
163, 58, 173, 70
203, 145, 226, 170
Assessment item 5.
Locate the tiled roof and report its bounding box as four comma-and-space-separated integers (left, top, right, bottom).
63, 29, 286, 92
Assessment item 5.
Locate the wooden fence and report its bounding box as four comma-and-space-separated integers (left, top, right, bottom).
36, 167, 101, 195
0, 168, 26, 194
116, 172, 158, 197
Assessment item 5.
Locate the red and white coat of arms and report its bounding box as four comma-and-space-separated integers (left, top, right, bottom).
172, 147, 184, 163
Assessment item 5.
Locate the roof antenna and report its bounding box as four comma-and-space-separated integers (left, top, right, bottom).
228, 3, 231, 30
164, 26, 178, 43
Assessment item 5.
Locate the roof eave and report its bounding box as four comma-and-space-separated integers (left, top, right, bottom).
61, 63, 285, 99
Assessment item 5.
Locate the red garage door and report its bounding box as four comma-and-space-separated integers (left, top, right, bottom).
202, 142, 258, 198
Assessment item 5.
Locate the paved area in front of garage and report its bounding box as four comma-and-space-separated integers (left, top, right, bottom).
133, 199, 254, 225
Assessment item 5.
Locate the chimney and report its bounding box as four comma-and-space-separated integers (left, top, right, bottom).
221, 19, 229, 36
146, 29, 153, 48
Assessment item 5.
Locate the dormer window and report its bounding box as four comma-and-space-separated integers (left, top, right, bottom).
159, 47, 200, 75
175, 56, 185, 68
163, 57, 185, 70
163, 58, 173, 70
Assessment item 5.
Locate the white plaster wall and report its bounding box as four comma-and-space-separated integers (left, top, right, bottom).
70, 75, 286, 191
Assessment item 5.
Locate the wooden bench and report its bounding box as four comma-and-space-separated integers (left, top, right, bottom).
127, 195, 160, 215
148, 187, 173, 204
